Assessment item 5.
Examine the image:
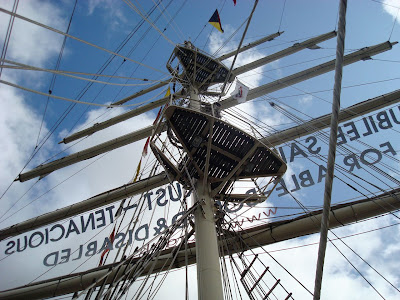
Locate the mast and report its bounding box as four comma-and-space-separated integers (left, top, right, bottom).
14, 40, 396, 183
1, 188, 399, 300
314, 0, 347, 298
193, 170, 224, 299
147, 40, 288, 299
58, 31, 336, 145
1, 4, 398, 296
0, 173, 169, 241
187, 88, 224, 299
2, 89, 400, 241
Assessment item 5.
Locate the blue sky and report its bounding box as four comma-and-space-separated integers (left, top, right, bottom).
0, 0, 400, 299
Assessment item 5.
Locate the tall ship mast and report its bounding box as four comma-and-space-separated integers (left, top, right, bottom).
0, 1, 400, 299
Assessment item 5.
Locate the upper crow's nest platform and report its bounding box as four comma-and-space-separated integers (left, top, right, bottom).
167, 41, 232, 92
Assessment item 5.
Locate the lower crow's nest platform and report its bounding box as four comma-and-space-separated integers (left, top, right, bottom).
151, 106, 287, 198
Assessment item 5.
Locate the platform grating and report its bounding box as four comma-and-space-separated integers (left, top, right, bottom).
175, 46, 230, 88
163, 106, 284, 188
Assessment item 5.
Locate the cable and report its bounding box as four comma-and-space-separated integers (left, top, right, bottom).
0, 3, 166, 191
371, 0, 400, 10
152, 0, 185, 41
35, 0, 77, 148
0, 79, 171, 108
1, 62, 163, 86
223, 213, 313, 296
219, 0, 259, 100
0, 149, 107, 225
0, 0, 19, 79
65, 0, 185, 138
122, 0, 176, 47
278, 0, 287, 32
389, 6, 400, 40
279, 178, 400, 297
250, 77, 400, 101
0, 7, 167, 75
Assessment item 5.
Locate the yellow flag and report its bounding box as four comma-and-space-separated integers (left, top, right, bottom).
209, 9, 224, 33
165, 86, 171, 97
133, 158, 142, 182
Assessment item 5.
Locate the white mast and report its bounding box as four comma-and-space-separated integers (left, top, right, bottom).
1, 188, 399, 300
193, 172, 224, 299
14, 40, 395, 183
314, 0, 348, 297
0, 7, 398, 295
2, 88, 400, 241
187, 87, 224, 299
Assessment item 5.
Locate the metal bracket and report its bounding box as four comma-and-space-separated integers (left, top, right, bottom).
199, 199, 206, 218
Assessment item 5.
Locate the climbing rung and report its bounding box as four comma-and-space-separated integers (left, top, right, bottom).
263, 279, 280, 300
249, 267, 269, 294
240, 278, 256, 300
284, 292, 293, 300
241, 254, 258, 278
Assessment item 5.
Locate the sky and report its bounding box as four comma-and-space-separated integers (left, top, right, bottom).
0, 0, 400, 299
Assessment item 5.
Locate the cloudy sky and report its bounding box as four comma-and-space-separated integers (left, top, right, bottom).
0, 0, 400, 299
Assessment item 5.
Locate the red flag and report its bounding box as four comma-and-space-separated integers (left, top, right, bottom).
99, 227, 116, 266
153, 107, 163, 125
143, 137, 150, 157
153, 88, 170, 126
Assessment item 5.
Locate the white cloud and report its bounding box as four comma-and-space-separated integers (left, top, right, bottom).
0, 0, 68, 228
0, 79, 55, 227
87, 0, 129, 31
88, 0, 110, 15
207, 26, 288, 139
382, 0, 400, 24
47, 107, 153, 207
1, 2, 400, 298
208, 26, 266, 89
0, 85, 47, 178
0, 1, 162, 292
0, 0, 66, 68
264, 215, 400, 299
300, 94, 313, 105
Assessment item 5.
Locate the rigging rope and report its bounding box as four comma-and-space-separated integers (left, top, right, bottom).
389, 5, 400, 40
1, 61, 164, 85
122, 0, 176, 47
219, 0, 259, 100
278, 0, 287, 32
0, 2, 165, 189
66, 0, 185, 139
0, 0, 18, 80
0, 79, 171, 107
219, 71, 400, 295
152, 0, 185, 41
282, 185, 392, 299
223, 213, 312, 296
0, 8, 167, 75
35, 0, 78, 148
